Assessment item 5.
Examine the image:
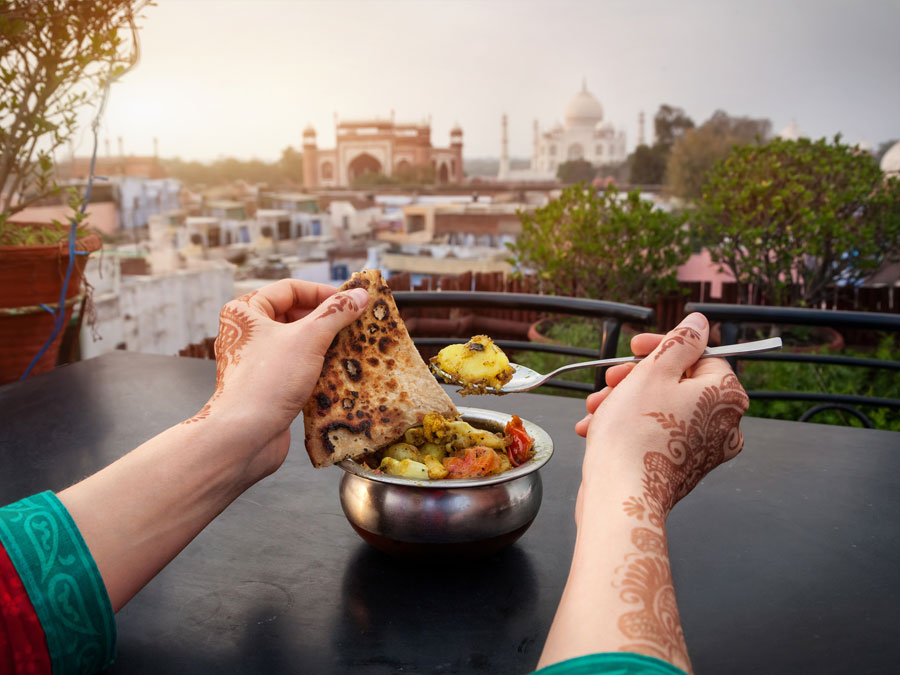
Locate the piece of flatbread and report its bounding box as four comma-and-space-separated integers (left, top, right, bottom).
303, 269, 458, 468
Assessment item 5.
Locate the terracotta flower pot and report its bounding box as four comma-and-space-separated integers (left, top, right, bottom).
0, 224, 102, 385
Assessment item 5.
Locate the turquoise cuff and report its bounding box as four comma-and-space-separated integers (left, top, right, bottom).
533, 652, 689, 675
0, 491, 117, 675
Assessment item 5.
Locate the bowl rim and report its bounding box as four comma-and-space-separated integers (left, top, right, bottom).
337, 406, 553, 489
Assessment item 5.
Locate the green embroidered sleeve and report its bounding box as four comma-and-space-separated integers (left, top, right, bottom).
532, 652, 690, 675
0, 491, 117, 675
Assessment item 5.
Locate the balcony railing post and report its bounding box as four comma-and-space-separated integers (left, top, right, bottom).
721, 321, 739, 371
596, 318, 621, 391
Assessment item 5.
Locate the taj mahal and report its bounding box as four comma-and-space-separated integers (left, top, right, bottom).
499, 81, 628, 181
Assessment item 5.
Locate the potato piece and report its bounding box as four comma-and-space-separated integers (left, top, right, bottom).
403, 427, 426, 446
379, 457, 429, 480
444, 420, 506, 451
423, 455, 449, 479
384, 443, 423, 463
430, 335, 514, 392
419, 442, 449, 461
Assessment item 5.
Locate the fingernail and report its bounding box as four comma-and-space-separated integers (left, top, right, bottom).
678, 312, 707, 332
348, 288, 369, 308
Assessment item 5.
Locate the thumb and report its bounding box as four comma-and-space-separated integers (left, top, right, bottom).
649, 312, 709, 378
297, 288, 370, 354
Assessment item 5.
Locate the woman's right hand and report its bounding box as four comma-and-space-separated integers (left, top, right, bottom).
576, 313, 749, 518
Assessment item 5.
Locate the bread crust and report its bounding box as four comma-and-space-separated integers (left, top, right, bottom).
302, 269, 458, 467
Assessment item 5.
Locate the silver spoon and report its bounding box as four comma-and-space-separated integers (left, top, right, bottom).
433, 337, 782, 394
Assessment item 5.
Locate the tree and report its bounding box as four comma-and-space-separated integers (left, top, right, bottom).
508, 184, 690, 305
628, 144, 667, 185
626, 104, 694, 185
654, 104, 695, 148
556, 159, 596, 184
696, 136, 900, 307
0, 0, 151, 220
666, 110, 771, 199
278, 145, 304, 185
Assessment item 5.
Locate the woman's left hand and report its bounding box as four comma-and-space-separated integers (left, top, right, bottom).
184, 279, 370, 477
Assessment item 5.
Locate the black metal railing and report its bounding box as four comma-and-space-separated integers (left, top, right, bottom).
686, 302, 900, 428
394, 291, 655, 393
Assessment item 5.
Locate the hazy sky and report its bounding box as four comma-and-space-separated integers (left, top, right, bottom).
78, 0, 900, 162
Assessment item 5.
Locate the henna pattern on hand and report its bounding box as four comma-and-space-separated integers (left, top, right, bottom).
654, 327, 702, 362
235, 290, 258, 304
613, 373, 749, 672
315, 293, 357, 320
183, 304, 257, 424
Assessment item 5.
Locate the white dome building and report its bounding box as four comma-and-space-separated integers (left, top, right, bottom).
529, 81, 627, 176
880, 140, 900, 177
778, 120, 803, 141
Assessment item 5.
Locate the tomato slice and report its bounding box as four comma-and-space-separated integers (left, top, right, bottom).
504, 415, 534, 467
443, 445, 502, 478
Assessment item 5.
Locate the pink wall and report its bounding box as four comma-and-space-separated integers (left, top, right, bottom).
9, 202, 119, 235
677, 249, 735, 299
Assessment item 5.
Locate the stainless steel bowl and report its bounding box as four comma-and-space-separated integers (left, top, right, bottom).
338, 407, 553, 557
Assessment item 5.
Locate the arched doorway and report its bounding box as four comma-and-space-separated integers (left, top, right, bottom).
395, 159, 412, 176
347, 153, 382, 183
438, 162, 449, 184
567, 143, 584, 160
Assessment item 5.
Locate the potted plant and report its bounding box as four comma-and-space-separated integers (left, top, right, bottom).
0, 0, 150, 384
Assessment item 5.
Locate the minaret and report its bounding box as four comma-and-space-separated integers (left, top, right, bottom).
498, 114, 510, 180
302, 123, 318, 188
638, 111, 645, 147
531, 119, 539, 171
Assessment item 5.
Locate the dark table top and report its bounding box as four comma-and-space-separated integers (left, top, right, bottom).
1, 352, 898, 675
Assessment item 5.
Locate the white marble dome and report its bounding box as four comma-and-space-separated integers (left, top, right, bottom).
565, 84, 604, 128
778, 120, 802, 141
880, 140, 900, 176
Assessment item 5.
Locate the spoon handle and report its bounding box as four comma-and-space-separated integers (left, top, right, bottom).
547, 337, 783, 378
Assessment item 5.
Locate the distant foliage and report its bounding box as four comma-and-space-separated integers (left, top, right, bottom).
350, 165, 435, 189
653, 104, 695, 148
696, 136, 900, 306
556, 159, 597, 184
629, 144, 668, 185
627, 104, 694, 186
666, 110, 771, 199
162, 146, 303, 188
509, 184, 690, 305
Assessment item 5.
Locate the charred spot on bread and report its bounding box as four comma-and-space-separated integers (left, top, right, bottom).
372, 300, 389, 321
342, 397, 355, 410
343, 358, 362, 380
316, 393, 332, 409
350, 390, 359, 398
367, 357, 380, 366
378, 336, 394, 354
367, 323, 379, 334
379, 405, 387, 412
321, 419, 372, 454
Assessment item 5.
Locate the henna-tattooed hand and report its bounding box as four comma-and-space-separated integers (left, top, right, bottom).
565, 313, 747, 673
576, 313, 748, 516
183, 279, 370, 480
